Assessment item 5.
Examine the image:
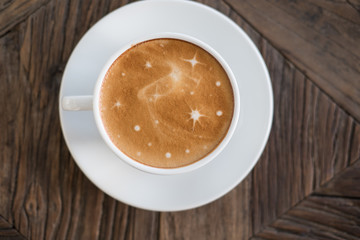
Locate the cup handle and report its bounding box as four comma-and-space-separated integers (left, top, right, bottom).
61, 96, 93, 111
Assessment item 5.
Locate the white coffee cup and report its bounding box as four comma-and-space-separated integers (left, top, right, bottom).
61, 32, 240, 175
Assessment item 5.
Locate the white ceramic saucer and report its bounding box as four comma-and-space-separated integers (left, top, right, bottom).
59, 0, 273, 211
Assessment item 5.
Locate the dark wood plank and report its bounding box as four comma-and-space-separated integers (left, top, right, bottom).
251, 18, 360, 237
0, 215, 26, 240
129, 209, 160, 240
307, 0, 360, 24
0, 26, 21, 227
254, 197, 360, 240
0, 0, 48, 37
253, 160, 360, 240
159, 176, 252, 240
315, 160, 360, 198
225, 0, 360, 122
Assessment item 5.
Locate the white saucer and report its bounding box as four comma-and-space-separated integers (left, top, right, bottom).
59, 0, 273, 211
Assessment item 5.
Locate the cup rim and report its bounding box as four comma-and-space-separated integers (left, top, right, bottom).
93, 32, 240, 175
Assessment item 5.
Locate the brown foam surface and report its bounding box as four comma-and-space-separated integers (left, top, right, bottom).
100, 39, 234, 168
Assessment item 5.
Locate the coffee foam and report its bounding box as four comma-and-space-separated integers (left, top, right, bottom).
100, 39, 234, 168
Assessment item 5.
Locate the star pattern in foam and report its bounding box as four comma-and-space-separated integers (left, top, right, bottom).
152, 92, 161, 100
111, 100, 121, 109
145, 61, 152, 69
182, 53, 203, 68
169, 67, 181, 82
151, 85, 163, 102
189, 108, 206, 130
188, 76, 201, 86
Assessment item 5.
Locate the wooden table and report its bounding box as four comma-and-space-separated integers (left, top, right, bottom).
1, 0, 360, 239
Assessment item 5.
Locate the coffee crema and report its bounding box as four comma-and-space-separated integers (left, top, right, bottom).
100, 38, 234, 168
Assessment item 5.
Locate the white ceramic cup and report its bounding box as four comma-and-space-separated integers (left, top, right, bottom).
61, 32, 240, 175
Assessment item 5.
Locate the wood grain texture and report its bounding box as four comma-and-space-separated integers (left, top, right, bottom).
315, 160, 360, 198
0, 0, 48, 37
0, 0, 360, 239
0, 215, 26, 240
252, 36, 360, 234
253, 196, 360, 240
159, 176, 252, 240
225, 0, 360, 122
253, 159, 360, 240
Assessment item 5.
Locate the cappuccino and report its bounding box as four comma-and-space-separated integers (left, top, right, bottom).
100, 39, 234, 168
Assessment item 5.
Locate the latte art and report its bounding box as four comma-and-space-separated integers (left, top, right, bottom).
100, 39, 234, 168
